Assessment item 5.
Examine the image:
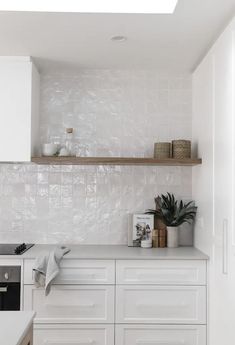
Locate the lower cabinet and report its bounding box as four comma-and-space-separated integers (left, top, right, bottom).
33, 324, 114, 345
20, 325, 33, 345
23, 258, 207, 345
115, 324, 207, 345
34, 324, 206, 345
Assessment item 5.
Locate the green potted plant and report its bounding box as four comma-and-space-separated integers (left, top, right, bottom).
146, 193, 197, 248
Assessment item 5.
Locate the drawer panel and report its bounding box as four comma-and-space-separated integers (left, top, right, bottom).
24, 259, 115, 285
116, 285, 206, 324
115, 324, 206, 345
34, 324, 114, 345
24, 285, 114, 323
116, 260, 207, 285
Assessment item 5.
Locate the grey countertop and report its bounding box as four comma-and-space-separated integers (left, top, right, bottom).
8, 244, 209, 260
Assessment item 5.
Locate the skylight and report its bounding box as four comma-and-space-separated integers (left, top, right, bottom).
0, 0, 178, 14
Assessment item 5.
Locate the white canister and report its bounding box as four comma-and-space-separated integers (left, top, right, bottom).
58, 147, 70, 156
141, 239, 153, 248
167, 226, 179, 248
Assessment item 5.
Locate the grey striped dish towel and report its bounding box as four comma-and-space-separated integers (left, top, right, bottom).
33, 246, 70, 296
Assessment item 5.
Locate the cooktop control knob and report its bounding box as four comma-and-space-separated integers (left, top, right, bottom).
4, 272, 9, 280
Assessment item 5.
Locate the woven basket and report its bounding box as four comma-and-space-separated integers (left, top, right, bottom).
172, 140, 191, 159
154, 142, 171, 158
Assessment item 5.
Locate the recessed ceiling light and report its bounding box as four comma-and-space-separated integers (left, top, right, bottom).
111, 36, 127, 42
0, 0, 178, 14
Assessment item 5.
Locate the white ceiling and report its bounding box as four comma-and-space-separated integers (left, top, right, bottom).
0, 0, 235, 72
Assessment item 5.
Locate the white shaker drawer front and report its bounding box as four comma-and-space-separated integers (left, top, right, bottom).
24, 285, 114, 323
34, 324, 114, 345
116, 260, 207, 285
116, 285, 206, 324
115, 324, 206, 345
24, 259, 115, 285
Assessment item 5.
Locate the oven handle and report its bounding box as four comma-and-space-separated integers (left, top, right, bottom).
0, 286, 8, 292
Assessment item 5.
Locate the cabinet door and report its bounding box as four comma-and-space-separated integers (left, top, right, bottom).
115, 324, 206, 345
193, 20, 235, 345
212, 24, 235, 345
0, 57, 39, 162
116, 285, 206, 324
34, 324, 114, 345
24, 285, 114, 323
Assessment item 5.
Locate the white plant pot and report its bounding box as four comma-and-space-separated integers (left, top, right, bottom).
167, 226, 179, 248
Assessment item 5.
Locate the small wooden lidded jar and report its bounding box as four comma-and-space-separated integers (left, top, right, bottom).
152, 229, 159, 248
172, 140, 191, 159
154, 142, 171, 158
154, 218, 167, 248
159, 228, 167, 248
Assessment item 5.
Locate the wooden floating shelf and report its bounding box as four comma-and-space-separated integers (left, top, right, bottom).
31, 156, 202, 166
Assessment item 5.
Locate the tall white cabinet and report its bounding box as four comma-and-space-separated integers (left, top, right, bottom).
193, 18, 235, 345
0, 56, 40, 162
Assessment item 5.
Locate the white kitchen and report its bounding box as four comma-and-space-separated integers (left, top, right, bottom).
0, 1, 234, 345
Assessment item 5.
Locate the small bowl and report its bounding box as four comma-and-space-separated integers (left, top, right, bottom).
42, 143, 58, 156
141, 239, 153, 248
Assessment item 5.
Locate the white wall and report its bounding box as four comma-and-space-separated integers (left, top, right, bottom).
192, 52, 214, 257
0, 70, 192, 244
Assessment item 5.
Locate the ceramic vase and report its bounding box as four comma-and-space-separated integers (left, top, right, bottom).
167, 226, 179, 248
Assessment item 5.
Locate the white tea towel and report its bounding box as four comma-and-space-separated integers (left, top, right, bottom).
33, 246, 70, 296
33, 254, 48, 288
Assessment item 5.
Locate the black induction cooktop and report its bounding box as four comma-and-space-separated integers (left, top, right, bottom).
0, 243, 34, 255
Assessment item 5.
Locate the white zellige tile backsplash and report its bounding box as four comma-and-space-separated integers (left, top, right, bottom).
0, 70, 192, 244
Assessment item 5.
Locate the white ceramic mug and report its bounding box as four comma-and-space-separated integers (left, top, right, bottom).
42, 143, 58, 156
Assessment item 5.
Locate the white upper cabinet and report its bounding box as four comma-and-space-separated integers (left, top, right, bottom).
0, 56, 40, 162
